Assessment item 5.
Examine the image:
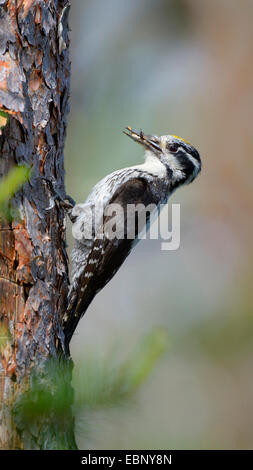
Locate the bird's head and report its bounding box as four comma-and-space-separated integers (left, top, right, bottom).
124, 126, 201, 187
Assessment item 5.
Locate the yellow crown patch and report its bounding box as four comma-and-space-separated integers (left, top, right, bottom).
171, 135, 191, 145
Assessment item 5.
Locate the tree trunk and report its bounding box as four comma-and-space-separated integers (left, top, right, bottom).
0, 0, 77, 449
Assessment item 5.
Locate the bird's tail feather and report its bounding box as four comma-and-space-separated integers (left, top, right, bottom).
63, 289, 96, 351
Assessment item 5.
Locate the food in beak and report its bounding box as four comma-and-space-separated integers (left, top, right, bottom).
123, 126, 161, 153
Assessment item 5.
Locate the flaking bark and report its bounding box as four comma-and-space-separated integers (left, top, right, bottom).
0, 0, 77, 449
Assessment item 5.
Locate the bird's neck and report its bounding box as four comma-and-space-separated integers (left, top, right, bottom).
138, 151, 167, 179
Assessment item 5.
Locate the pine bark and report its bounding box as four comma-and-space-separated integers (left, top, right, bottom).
0, 0, 77, 449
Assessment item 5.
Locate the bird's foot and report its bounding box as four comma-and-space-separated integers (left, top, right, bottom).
41, 177, 76, 214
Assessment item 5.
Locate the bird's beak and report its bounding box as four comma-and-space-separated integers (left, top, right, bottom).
123, 126, 162, 153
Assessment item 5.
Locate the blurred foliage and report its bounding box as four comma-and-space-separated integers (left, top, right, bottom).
14, 358, 73, 423
14, 328, 169, 436
0, 110, 9, 134
0, 165, 31, 220
74, 328, 169, 411
13, 358, 76, 450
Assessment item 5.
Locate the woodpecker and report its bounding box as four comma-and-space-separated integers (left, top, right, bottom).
63, 127, 201, 346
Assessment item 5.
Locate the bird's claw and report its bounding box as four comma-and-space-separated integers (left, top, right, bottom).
42, 177, 75, 212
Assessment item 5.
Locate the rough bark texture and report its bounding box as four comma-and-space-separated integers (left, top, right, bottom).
0, 0, 77, 449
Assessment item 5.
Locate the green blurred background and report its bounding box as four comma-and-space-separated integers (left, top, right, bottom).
64, 0, 253, 449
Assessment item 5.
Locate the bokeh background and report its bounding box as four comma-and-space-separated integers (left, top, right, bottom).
65, 0, 253, 449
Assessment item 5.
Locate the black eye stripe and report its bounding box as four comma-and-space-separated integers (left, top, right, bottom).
166, 142, 180, 153
190, 148, 201, 162
180, 143, 200, 162
176, 151, 196, 176
167, 141, 200, 162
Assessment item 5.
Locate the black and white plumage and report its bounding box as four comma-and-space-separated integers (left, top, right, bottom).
63, 127, 201, 346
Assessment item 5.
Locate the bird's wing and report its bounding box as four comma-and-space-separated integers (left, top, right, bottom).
64, 177, 159, 345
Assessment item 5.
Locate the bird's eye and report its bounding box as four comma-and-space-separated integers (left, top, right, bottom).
167, 143, 180, 153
